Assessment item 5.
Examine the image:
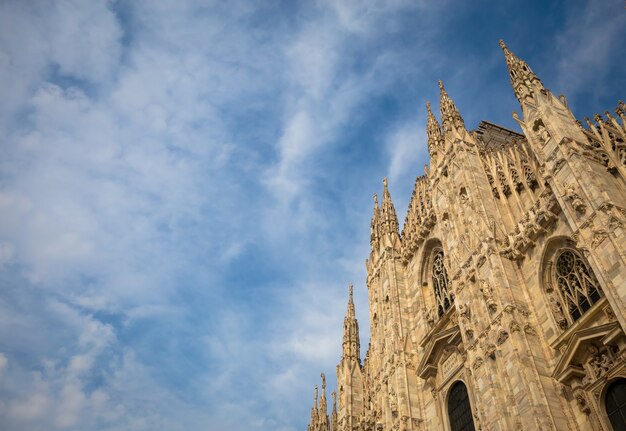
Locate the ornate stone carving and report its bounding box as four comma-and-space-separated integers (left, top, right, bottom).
482, 341, 496, 359
496, 328, 509, 345
590, 229, 608, 248
480, 281, 497, 313
388, 387, 398, 417
473, 357, 484, 370
604, 305, 616, 322
549, 295, 568, 330
523, 323, 537, 336
458, 303, 471, 321
573, 389, 592, 415
509, 320, 521, 333
561, 182, 587, 214
424, 309, 435, 328
582, 344, 620, 385
533, 119, 551, 145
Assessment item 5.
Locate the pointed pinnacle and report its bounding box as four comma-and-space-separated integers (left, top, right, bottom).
373, 192, 379, 207
347, 283, 355, 317
438, 80, 465, 133
498, 39, 544, 103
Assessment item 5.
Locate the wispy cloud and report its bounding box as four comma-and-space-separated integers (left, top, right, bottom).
0, 0, 623, 430
553, 0, 626, 100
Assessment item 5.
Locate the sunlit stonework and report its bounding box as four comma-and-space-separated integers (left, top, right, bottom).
306, 41, 626, 431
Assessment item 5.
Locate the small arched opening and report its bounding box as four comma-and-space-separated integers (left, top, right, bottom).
447, 381, 475, 431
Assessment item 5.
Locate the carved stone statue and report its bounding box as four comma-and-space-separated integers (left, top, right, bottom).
533, 120, 551, 144
561, 183, 587, 213
424, 309, 435, 328
549, 295, 568, 330
480, 281, 497, 312
458, 303, 470, 321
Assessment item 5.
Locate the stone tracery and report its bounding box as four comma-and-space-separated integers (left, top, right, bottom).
552, 248, 602, 324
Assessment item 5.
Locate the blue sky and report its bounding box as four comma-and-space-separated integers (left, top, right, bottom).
0, 1, 624, 430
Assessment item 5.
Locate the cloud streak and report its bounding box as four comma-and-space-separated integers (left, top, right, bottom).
0, 1, 624, 430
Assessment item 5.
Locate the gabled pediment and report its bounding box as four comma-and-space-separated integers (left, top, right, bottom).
552, 321, 623, 385
417, 325, 461, 379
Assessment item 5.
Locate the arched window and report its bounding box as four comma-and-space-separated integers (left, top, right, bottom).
432, 249, 452, 318
554, 249, 602, 323
448, 381, 475, 431
606, 379, 626, 430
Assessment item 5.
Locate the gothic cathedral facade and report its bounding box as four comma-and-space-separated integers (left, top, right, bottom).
305, 41, 626, 431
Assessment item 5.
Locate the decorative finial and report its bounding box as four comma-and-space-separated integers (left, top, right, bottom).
321, 372, 326, 389
426, 101, 432, 112
314, 385, 318, 402
498, 39, 544, 103
373, 193, 378, 207
383, 177, 388, 188
349, 283, 353, 299
438, 80, 444, 90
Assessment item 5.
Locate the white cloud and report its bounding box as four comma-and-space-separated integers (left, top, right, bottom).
3, 1, 615, 431
386, 119, 427, 185
0, 353, 7, 379
554, 0, 626, 98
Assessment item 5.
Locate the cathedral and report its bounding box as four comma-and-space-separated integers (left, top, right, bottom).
305, 41, 626, 431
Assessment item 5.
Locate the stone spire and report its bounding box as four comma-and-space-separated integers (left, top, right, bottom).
380, 178, 399, 236
331, 391, 338, 431
318, 373, 329, 431
342, 283, 361, 363
319, 373, 327, 416
499, 39, 545, 103
438, 80, 466, 135
308, 385, 319, 431
347, 283, 356, 319
370, 193, 380, 247
426, 101, 443, 161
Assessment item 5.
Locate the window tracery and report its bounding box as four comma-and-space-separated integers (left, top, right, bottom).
432, 249, 453, 318
551, 249, 602, 324
522, 164, 538, 189
497, 170, 510, 197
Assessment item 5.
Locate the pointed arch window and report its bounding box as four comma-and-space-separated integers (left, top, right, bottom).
550, 248, 603, 325
432, 249, 453, 318
447, 381, 476, 431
